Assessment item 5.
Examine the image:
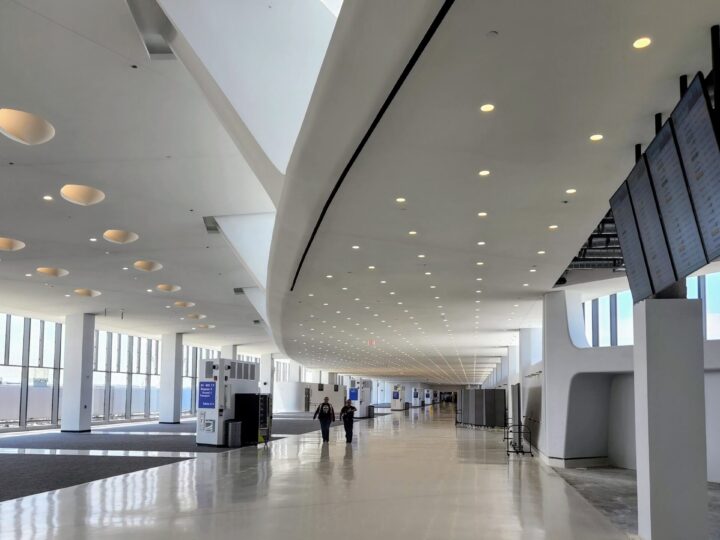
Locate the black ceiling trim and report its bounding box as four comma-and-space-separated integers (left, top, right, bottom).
290, 0, 456, 291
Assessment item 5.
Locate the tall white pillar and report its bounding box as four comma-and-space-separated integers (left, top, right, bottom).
220, 344, 237, 358
633, 299, 707, 539
327, 372, 338, 385
60, 313, 95, 432
259, 353, 274, 394
159, 333, 183, 423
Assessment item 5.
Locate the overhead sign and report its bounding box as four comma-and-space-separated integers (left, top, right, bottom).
198, 381, 216, 409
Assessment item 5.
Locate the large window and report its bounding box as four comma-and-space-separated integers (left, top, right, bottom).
583, 275, 711, 347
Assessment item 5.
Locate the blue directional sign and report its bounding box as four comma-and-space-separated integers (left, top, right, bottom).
198, 381, 216, 409
349, 388, 359, 400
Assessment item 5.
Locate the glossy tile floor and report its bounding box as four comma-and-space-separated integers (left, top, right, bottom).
0, 405, 626, 539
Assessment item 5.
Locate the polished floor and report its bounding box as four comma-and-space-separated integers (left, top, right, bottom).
0, 405, 626, 539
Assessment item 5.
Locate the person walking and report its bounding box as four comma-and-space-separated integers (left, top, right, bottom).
339, 399, 357, 443
313, 397, 335, 443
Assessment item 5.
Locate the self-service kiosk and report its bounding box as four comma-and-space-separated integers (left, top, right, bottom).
411, 387, 421, 407
424, 388, 432, 406
196, 358, 260, 446
349, 378, 372, 417
391, 384, 405, 410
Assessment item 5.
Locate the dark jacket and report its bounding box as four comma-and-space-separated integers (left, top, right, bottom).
340, 405, 357, 422
313, 402, 335, 422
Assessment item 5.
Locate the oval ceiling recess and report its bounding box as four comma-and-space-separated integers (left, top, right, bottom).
60, 184, 105, 206
103, 229, 139, 244
74, 288, 101, 297
0, 109, 55, 145
0, 237, 25, 251
174, 300, 195, 308
156, 283, 181, 293
134, 260, 163, 272
37, 267, 69, 277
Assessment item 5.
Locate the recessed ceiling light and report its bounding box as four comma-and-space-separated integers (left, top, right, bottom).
475, 277, 483, 281
24, 273, 32, 277
60, 184, 105, 206
417, 254, 426, 258
513, 304, 519, 307
478, 170, 490, 177
352, 245, 359, 250
477, 212, 488, 217
475, 290, 482, 294
523, 283, 529, 287
480, 103, 495, 112
380, 280, 387, 284
156, 283, 181, 293
103, 229, 139, 244
326, 275, 333, 279
89, 238, 97, 242
408, 231, 417, 236
308, 293, 314, 297
476, 261, 484, 266
589, 134, 604, 142
424, 272, 432, 275
477, 241, 486, 246
133, 260, 163, 272
430, 285, 436, 289
36, 267, 69, 277
42, 195, 53, 201
64, 294, 71, 298
565, 188, 577, 195
633, 37, 652, 49
529, 269, 537, 273
395, 197, 406, 203
146, 288, 153, 293
341, 287, 348, 291
0, 237, 26, 251
368, 266, 375, 270
537, 250, 546, 255
548, 225, 558, 230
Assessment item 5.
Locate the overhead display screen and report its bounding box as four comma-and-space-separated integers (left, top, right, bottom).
626, 157, 676, 293
610, 182, 653, 302
645, 122, 707, 277
671, 73, 720, 261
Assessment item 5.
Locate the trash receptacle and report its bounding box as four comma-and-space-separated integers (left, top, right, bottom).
227, 420, 242, 448
404, 402, 410, 410
367, 405, 375, 418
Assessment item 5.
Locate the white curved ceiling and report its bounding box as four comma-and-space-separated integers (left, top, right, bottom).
268, 0, 720, 382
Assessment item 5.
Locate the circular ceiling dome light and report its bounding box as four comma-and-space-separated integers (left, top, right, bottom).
74, 288, 101, 297
156, 283, 181, 293
60, 184, 106, 206
36, 267, 69, 277
0, 109, 55, 145
589, 134, 604, 142
479, 104, 495, 112
103, 229, 139, 244
0, 237, 25, 251
174, 300, 195, 308
133, 260, 163, 272
187, 313, 207, 320
196, 324, 216, 329
633, 37, 652, 49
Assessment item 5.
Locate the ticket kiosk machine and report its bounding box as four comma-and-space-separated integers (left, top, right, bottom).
391, 385, 405, 411
349, 379, 372, 417
196, 358, 259, 446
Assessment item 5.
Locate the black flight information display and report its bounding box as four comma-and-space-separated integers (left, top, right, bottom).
671, 74, 720, 261
610, 182, 653, 302
645, 122, 707, 277
626, 157, 676, 294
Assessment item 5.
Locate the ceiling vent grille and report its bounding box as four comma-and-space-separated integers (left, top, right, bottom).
203, 216, 220, 233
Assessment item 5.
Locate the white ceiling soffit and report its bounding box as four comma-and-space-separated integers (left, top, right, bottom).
158, 0, 338, 176
266, 0, 720, 382
216, 213, 275, 290
0, 0, 275, 348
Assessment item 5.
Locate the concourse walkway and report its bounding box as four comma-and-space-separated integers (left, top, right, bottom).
0, 405, 624, 539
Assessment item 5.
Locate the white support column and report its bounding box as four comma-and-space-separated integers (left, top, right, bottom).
259, 353, 274, 394
220, 344, 237, 359
633, 299, 707, 540
60, 313, 95, 432
159, 333, 183, 424
327, 372, 338, 385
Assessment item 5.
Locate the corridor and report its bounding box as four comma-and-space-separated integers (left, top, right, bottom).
0, 405, 624, 539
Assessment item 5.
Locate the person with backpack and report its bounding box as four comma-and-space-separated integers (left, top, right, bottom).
313, 396, 336, 442
339, 399, 358, 443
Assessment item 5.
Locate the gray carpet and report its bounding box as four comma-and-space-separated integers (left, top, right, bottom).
554, 467, 720, 538
99, 422, 196, 434
0, 432, 229, 453
0, 454, 187, 502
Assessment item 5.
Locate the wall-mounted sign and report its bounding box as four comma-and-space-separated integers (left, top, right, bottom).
349, 388, 359, 400
392, 391, 400, 400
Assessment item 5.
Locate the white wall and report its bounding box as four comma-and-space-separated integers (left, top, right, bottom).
607, 374, 636, 470
273, 381, 346, 413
